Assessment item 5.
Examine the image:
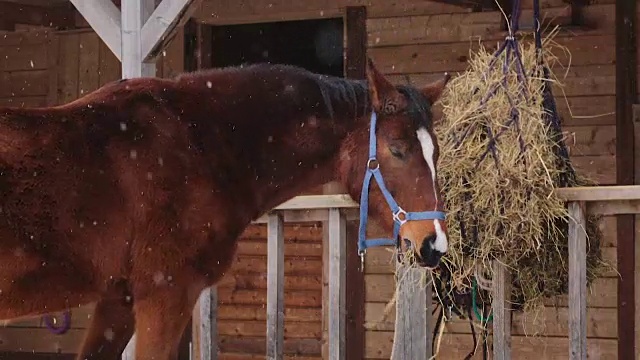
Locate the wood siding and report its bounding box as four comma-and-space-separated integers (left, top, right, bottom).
0, 0, 633, 358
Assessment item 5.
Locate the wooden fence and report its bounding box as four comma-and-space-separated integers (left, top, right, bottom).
118, 185, 635, 360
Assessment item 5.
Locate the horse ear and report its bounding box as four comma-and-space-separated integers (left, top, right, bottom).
366, 57, 404, 113
421, 72, 451, 104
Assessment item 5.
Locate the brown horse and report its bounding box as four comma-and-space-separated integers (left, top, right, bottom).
0, 58, 449, 359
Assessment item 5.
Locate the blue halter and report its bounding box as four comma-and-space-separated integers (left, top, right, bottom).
357, 111, 447, 264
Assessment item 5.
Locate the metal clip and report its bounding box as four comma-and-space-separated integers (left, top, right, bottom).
358, 250, 366, 272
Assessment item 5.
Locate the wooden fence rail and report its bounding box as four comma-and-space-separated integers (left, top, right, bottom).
123, 185, 640, 360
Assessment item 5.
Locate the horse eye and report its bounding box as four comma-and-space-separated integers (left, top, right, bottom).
389, 146, 405, 159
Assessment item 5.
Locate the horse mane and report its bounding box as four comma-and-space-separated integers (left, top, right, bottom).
174, 63, 372, 123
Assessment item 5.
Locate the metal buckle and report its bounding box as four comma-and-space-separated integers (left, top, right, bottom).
358, 249, 366, 272
392, 208, 408, 225
366, 158, 379, 171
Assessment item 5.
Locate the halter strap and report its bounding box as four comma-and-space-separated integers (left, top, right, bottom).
357, 111, 446, 260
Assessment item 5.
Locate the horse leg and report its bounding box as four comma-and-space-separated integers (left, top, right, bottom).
75, 282, 135, 360
131, 285, 202, 360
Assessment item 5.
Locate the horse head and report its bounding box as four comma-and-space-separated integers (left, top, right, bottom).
338, 59, 450, 268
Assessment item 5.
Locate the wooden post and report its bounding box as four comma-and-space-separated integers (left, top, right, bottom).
192, 287, 218, 360
615, 0, 637, 358
328, 208, 347, 360
266, 212, 285, 359
492, 261, 512, 360
391, 263, 432, 359
568, 201, 587, 360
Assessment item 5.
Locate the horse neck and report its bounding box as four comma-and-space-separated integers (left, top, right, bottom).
212, 83, 370, 222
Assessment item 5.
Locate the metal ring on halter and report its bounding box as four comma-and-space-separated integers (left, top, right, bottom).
392, 208, 408, 225
366, 158, 379, 170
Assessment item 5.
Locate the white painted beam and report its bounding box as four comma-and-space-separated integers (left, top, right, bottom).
121, 0, 144, 78
69, 0, 122, 60
141, 0, 195, 60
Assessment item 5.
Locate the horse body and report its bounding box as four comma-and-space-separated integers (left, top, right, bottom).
0, 60, 449, 359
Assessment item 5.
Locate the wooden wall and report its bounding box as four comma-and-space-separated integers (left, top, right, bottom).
0, 0, 633, 359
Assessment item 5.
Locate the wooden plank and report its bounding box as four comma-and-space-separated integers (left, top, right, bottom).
0, 96, 46, 107
266, 212, 285, 359
225, 256, 321, 276
193, 287, 218, 360
328, 208, 346, 360
253, 208, 358, 224
78, 31, 100, 95
391, 263, 432, 359
217, 305, 321, 322
46, 34, 59, 105
218, 274, 321, 292
56, 32, 79, 103
366, 4, 616, 48
369, 34, 615, 76
344, 7, 367, 360
98, 36, 121, 86
492, 261, 512, 360
555, 185, 640, 201
235, 240, 322, 258
216, 289, 322, 308
140, 0, 196, 60
69, 0, 121, 60
568, 202, 588, 360
239, 223, 322, 242
1, 42, 48, 71
0, 70, 49, 98
218, 336, 320, 356
615, 1, 637, 360
219, 320, 321, 339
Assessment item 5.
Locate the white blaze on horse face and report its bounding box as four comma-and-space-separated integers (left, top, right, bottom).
416, 127, 448, 253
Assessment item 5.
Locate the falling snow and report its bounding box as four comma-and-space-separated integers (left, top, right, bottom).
104, 327, 115, 341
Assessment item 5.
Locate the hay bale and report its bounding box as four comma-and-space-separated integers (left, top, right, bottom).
432, 31, 607, 318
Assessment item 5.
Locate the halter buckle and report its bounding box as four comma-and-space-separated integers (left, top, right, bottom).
392, 208, 408, 225
358, 249, 366, 272
366, 158, 380, 171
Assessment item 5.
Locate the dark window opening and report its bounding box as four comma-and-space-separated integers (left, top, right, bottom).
209, 18, 344, 77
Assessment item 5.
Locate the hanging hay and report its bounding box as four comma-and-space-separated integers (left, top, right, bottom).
429, 26, 609, 324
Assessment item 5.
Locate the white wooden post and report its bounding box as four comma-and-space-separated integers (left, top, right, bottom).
391, 263, 432, 359
266, 212, 285, 359
568, 201, 587, 360
193, 287, 218, 360
492, 261, 512, 360
328, 208, 347, 360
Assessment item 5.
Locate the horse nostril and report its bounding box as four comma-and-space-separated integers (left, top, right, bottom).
418, 234, 442, 267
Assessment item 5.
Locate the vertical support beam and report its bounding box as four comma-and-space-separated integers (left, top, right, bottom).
344, 6, 367, 360
193, 287, 218, 360
328, 208, 347, 360
184, 19, 213, 72
121, 0, 156, 78
616, 0, 637, 359
568, 201, 587, 360
140, 0, 156, 76
391, 263, 432, 359
492, 261, 511, 360
266, 212, 285, 359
